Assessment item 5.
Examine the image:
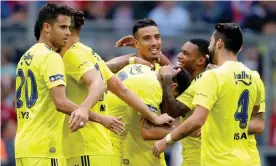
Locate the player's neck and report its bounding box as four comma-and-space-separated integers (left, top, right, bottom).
58, 35, 80, 56
191, 69, 204, 80
68, 32, 80, 45
216, 49, 238, 66
38, 36, 58, 51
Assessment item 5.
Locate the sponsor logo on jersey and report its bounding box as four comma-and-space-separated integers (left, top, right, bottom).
234, 71, 252, 86
49, 74, 64, 82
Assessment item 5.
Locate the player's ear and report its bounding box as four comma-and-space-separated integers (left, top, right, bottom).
216, 39, 223, 49
197, 57, 205, 66
134, 38, 139, 49
171, 83, 178, 91
43, 22, 51, 33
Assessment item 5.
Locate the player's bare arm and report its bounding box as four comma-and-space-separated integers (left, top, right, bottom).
140, 118, 174, 140
88, 113, 125, 134
107, 76, 174, 125
50, 85, 85, 131
160, 66, 191, 117
152, 105, 208, 157
69, 69, 105, 131
249, 105, 264, 135
106, 55, 152, 73
161, 75, 191, 117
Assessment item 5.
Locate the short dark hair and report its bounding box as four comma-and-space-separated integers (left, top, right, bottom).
189, 38, 210, 67
172, 68, 191, 94
214, 23, 243, 54
132, 18, 158, 37
34, 3, 72, 41
70, 9, 85, 31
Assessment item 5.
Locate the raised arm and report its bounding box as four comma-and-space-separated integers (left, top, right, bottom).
106, 54, 152, 73
161, 75, 191, 117
160, 66, 191, 117
114, 35, 171, 66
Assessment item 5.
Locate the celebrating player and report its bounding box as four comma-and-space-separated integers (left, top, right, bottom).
160, 38, 209, 166
15, 4, 86, 166
106, 18, 171, 73
152, 23, 264, 166
59, 10, 174, 166
107, 64, 191, 166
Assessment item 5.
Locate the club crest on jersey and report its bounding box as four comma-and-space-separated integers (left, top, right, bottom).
234, 71, 252, 86
49, 74, 64, 82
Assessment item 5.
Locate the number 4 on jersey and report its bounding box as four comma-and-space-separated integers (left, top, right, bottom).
234, 90, 249, 129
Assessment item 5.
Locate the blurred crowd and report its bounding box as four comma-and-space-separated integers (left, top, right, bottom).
1, 1, 276, 166
1, 1, 276, 34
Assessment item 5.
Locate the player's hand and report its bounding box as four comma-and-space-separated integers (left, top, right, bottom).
153, 113, 175, 125
159, 65, 181, 78
134, 57, 154, 69
100, 115, 125, 134
69, 107, 89, 132
115, 35, 135, 48
152, 138, 169, 158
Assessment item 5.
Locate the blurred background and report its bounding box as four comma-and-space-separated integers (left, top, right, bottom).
1, 1, 276, 166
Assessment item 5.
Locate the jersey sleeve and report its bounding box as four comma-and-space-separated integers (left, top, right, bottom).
95, 54, 114, 82
41, 52, 66, 89
192, 71, 218, 111
258, 78, 266, 113
63, 48, 95, 83
176, 83, 195, 110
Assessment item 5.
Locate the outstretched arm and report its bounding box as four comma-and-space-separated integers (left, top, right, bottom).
107, 76, 174, 125
106, 54, 134, 73
106, 54, 152, 73
152, 105, 208, 157
140, 118, 174, 140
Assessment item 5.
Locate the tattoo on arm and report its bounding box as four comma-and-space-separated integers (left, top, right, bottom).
179, 132, 188, 139
256, 113, 265, 121
161, 76, 179, 116
161, 76, 191, 117
142, 119, 153, 130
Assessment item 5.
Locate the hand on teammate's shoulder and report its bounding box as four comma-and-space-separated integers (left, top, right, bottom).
134, 57, 154, 69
